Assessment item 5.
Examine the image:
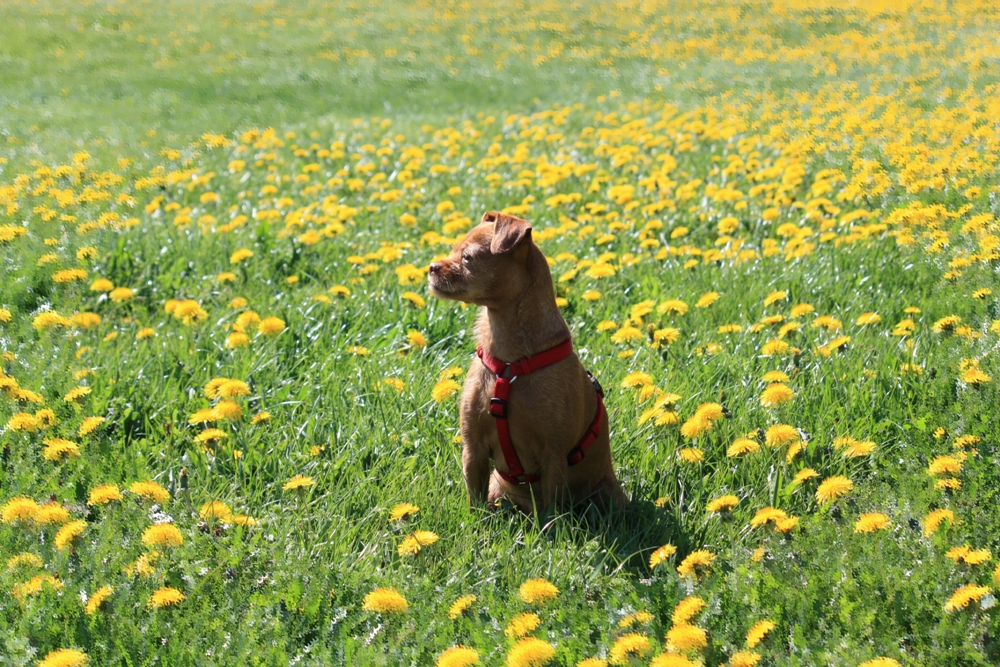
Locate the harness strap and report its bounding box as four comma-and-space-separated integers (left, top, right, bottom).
476, 340, 605, 485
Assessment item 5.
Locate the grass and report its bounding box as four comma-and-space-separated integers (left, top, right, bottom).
2, 1, 1000, 666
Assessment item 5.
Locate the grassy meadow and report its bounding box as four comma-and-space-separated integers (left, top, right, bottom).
2, 1, 1000, 666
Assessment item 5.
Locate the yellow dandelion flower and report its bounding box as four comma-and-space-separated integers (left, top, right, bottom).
519, 578, 559, 605
437, 646, 480, 667
2, 496, 40, 523
12, 574, 62, 599
666, 623, 707, 651
43, 438, 81, 462
258, 317, 286, 336
55, 520, 87, 551
505, 612, 542, 638
127, 481, 170, 503
672, 596, 706, 625
34, 503, 71, 525
650, 652, 700, 667
621, 371, 654, 389
854, 513, 890, 534
8, 412, 41, 432
945, 584, 991, 612
750, 507, 788, 529
746, 620, 775, 648
760, 383, 794, 406
677, 549, 715, 579
78, 416, 106, 437
401, 291, 426, 308
679, 447, 704, 463
706, 494, 739, 513
815, 476, 853, 504
609, 633, 651, 665
730, 651, 763, 667
230, 248, 254, 264
448, 594, 476, 619
87, 484, 122, 506
765, 424, 799, 448
390, 502, 420, 521
398, 530, 439, 556
506, 637, 555, 667
63, 386, 91, 402
7, 552, 44, 569
37, 649, 89, 667
577, 660, 608, 667
142, 522, 184, 548
362, 587, 408, 614
927, 455, 962, 476
727, 437, 760, 457
282, 475, 315, 491
611, 325, 644, 344
922, 509, 955, 536
84, 585, 113, 614
149, 586, 186, 609
858, 659, 900, 667
199, 501, 232, 521
432, 379, 461, 402
649, 543, 677, 569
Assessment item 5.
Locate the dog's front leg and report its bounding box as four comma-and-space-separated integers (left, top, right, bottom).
534, 459, 568, 515
462, 437, 491, 506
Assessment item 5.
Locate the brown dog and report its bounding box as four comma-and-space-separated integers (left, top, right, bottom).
428, 211, 625, 513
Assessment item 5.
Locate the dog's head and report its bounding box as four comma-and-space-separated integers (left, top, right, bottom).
428, 211, 534, 306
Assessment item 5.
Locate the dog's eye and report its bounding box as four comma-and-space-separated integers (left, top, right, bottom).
462, 254, 473, 265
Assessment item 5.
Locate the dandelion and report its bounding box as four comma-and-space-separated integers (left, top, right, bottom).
666, 623, 707, 651
506, 637, 555, 667
927, 455, 962, 476
85, 585, 113, 614
650, 653, 700, 667
142, 522, 184, 548
706, 494, 739, 513
621, 371, 654, 389
37, 649, 89, 667
34, 503, 71, 525
448, 594, 476, 619
199, 501, 233, 521
54, 520, 87, 551
764, 424, 799, 447
649, 543, 677, 568
729, 651, 763, 667
858, 660, 900, 667
505, 612, 542, 638
90, 278, 114, 292
653, 327, 681, 346
437, 646, 480, 667
577, 660, 608, 667
258, 317, 286, 336
815, 476, 853, 504
760, 383, 793, 406
727, 437, 760, 457
608, 633, 651, 664
230, 248, 254, 264
854, 513, 890, 533
406, 330, 428, 348
129, 481, 170, 503
745, 620, 775, 648
43, 438, 81, 461
432, 379, 461, 402
149, 586, 186, 609
12, 574, 62, 599
944, 584, 991, 611
677, 549, 715, 579
519, 578, 559, 605
7, 552, 44, 569
672, 596, 706, 624
398, 530, 439, 556
922, 508, 955, 536
750, 507, 787, 529
362, 587, 408, 614
389, 502, 420, 521
283, 475, 315, 491
2, 496, 40, 523
63, 386, 92, 402
401, 291, 426, 308
611, 325, 643, 344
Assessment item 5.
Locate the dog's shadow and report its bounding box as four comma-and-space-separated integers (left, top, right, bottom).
487, 495, 682, 576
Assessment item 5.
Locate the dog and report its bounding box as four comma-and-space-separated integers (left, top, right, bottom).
428, 211, 625, 513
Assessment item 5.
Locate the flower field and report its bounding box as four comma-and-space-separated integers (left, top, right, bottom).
2, 1, 1000, 665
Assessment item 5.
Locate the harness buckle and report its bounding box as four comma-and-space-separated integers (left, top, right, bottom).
489, 397, 508, 419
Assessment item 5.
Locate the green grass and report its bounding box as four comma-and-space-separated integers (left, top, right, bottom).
2, 2, 1000, 666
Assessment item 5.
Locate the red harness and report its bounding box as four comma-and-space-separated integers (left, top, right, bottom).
476, 339, 606, 485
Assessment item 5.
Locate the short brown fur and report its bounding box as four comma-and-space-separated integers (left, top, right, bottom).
429, 211, 625, 513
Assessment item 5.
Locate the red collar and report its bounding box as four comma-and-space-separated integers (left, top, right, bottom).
475, 339, 605, 486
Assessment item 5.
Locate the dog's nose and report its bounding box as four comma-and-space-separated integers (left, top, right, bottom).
429, 262, 442, 275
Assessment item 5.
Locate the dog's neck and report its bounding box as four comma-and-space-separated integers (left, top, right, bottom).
476, 248, 571, 363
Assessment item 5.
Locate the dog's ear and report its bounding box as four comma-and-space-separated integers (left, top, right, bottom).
485, 212, 532, 255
